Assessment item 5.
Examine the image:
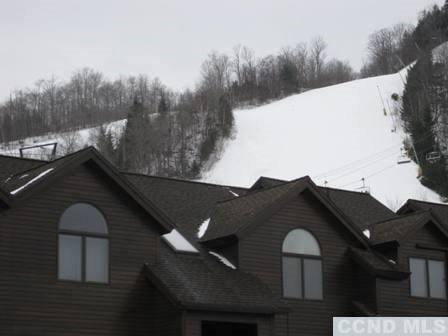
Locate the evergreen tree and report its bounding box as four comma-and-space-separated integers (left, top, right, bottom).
217, 94, 234, 137
96, 125, 116, 163
120, 97, 151, 172
158, 92, 169, 114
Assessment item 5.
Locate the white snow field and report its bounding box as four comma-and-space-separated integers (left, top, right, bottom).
202, 69, 441, 208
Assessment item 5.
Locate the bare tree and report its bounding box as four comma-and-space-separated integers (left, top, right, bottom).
309, 36, 327, 85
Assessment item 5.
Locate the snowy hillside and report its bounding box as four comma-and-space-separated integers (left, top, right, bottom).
0, 119, 126, 159
202, 68, 441, 208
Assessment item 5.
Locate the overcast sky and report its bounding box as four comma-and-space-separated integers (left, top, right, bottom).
0, 0, 445, 101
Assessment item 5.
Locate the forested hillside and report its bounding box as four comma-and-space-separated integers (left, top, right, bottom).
0, 38, 354, 177
400, 4, 448, 197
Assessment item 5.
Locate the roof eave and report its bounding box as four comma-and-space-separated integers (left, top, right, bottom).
305, 178, 370, 248
144, 263, 282, 315
349, 247, 409, 280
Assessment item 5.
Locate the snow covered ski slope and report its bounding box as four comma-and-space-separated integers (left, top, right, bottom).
202, 69, 441, 208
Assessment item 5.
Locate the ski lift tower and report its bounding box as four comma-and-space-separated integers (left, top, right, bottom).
19, 142, 58, 160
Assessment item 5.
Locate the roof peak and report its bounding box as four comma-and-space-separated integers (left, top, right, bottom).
217, 176, 310, 206
369, 209, 430, 228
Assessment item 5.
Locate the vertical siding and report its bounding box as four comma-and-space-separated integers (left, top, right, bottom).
0, 164, 178, 335
377, 223, 448, 316
239, 190, 363, 336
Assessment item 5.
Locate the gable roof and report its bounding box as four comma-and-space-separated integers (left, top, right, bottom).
369, 211, 448, 246
124, 173, 246, 242
349, 247, 408, 280
398, 199, 448, 229
200, 176, 369, 247
249, 177, 397, 230
0, 148, 173, 233
319, 187, 397, 230
200, 177, 308, 243
249, 176, 287, 191
145, 243, 285, 314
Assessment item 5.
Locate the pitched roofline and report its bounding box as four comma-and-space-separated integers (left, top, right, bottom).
305, 178, 370, 247
368, 209, 429, 228
143, 263, 185, 309
203, 176, 369, 248
348, 247, 409, 280
398, 199, 448, 214
371, 210, 448, 246
235, 179, 309, 238
410, 211, 448, 241
7, 147, 174, 233
122, 171, 247, 191
143, 263, 282, 315
215, 176, 308, 206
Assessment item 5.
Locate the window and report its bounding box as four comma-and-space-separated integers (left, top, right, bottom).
410, 257, 446, 299
58, 203, 109, 283
282, 229, 322, 299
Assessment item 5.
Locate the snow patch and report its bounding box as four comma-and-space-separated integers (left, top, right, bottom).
10, 168, 54, 195
162, 229, 198, 253
363, 229, 370, 239
197, 218, 210, 238
209, 251, 237, 270
228, 190, 239, 197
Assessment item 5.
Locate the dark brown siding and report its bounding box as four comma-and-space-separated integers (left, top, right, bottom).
377, 223, 448, 316
352, 265, 377, 315
0, 164, 178, 335
184, 311, 273, 336
239, 190, 364, 336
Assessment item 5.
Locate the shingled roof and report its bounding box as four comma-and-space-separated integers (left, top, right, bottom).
145, 243, 284, 314
368, 211, 448, 245
349, 247, 408, 279
319, 187, 398, 230
199, 177, 369, 247
0, 154, 45, 180
249, 177, 397, 230
399, 199, 448, 229
200, 177, 309, 243
124, 173, 246, 242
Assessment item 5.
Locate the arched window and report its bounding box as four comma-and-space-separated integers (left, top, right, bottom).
58, 203, 109, 283
282, 229, 322, 299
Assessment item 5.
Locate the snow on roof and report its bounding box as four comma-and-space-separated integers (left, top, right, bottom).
209, 251, 237, 270
363, 229, 370, 239
162, 229, 199, 253
228, 190, 239, 197
197, 218, 210, 238
10, 168, 54, 195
